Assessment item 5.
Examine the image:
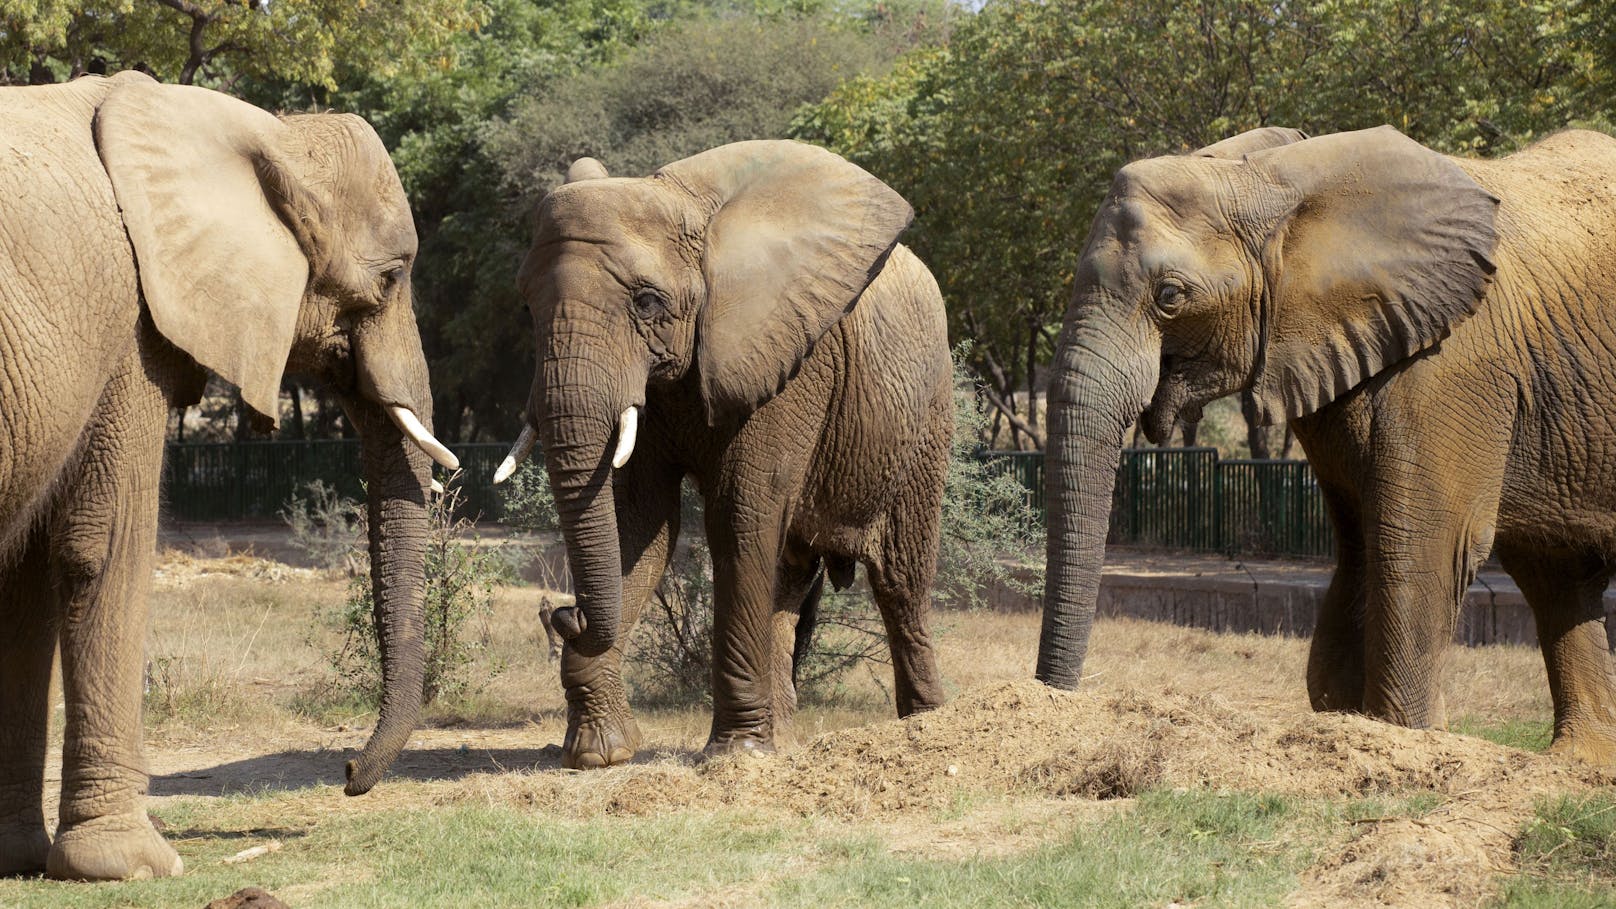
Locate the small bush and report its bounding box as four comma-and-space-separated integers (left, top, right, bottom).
499, 460, 559, 533
281, 480, 365, 573
322, 474, 504, 708
936, 343, 1045, 611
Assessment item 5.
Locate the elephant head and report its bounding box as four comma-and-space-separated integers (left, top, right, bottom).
94, 74, 455, 793
1037, 125, 1499, 689
495, 140, 912, 657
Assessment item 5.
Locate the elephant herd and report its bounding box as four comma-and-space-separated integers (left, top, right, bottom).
1, 73, 1613, 882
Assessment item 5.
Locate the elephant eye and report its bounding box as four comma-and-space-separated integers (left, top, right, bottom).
631, 289, 668, 320
1154, 282, 1186, 316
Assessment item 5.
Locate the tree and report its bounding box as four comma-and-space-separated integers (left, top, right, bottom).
1, 0, 487, 87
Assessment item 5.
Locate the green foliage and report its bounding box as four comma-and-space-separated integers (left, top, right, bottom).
0, 0, 486, 87
937, 344, 1044, 609
487, 12, 904, 188
499, 460, 560, 532
325, 475, 503, 707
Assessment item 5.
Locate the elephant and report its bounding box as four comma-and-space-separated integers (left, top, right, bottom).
0, 72, 457, 880
1038, 123, 1616, 765
493, 141, 952, 769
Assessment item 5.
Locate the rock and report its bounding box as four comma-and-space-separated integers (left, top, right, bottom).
204, 887, 289, 909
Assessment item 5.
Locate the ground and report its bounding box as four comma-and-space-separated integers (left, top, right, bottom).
2, 549, 1613, 908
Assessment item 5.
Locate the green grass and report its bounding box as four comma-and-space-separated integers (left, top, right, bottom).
1453, 715, 1555, 753
1494, 791, 1616, 908
772, 790, 1312, 909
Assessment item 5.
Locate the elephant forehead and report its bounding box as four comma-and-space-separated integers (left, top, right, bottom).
540, 180, 682, 243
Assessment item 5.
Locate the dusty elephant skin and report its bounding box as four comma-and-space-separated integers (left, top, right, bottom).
1039, 123, 1616, 765
499, 141, 953, 769
0, 73, 454, 880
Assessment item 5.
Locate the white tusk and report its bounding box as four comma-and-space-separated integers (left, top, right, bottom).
492, 425, 538, 485
386, 405, 460, 471
612, 406, 638, 469
430, 479, 444, 494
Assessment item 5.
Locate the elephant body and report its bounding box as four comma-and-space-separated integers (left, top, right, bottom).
1040, 124, 1616, 766
0, 73, 451, 880
505, 143, 950, 769
1299, 132, 1616, 749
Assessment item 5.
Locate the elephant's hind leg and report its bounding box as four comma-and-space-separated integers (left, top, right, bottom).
44, 359, 179, 881
1499, 547, 1616, 766
0, 526, 56, 876
866, 467, 946, 718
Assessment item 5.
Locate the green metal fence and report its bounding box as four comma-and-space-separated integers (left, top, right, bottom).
980, 446, 1333, 558
162, 441, 1333, 558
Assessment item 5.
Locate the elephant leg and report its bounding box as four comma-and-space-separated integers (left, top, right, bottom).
0, 526, 56, 875
866, 470, 946, 718
767, 553, 822, 751
45, 361, 180, 881
704, 508, 788, 756
1498, 547, 1616, 765
1307, 483, 1367, 713
560, 465, 681, 770
1360, 496, 1498, 730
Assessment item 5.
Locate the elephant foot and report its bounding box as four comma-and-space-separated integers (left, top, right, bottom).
1547, 728, 1616, 767
562, 714, 643, 769
702, 734, 775, 760
0, 825, 50, 876
47, 812, 182, 881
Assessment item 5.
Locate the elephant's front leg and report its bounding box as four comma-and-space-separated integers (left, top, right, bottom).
704, 511, 786, 755
46, 365, 181, 881
1306, 483, 1368, 713
560, 463, 681, 770
1360, 472, 1502, 729
0, 527, 56, 875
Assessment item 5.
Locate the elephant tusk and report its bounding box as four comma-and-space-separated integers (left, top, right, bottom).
492, 425, 538, 485
430, 479, 444, 495
386, 405, 460, 471
612, 406, 638, 469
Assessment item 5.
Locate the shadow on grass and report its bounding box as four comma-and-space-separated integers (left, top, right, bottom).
151, 742, 704, 797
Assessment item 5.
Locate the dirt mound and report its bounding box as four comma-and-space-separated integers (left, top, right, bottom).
443, 680, 1603, 818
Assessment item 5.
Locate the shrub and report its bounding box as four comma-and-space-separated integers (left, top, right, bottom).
321, 474, 503, 708
280, 480, 366, 573
498, 460, 559, 533
937, 343, 1045, 610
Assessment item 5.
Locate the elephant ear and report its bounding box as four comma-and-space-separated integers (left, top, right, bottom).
95, 81, 308, 430
1193, 126, 1307, 159
656, 140, 913, 423
1243, 125, 1498, 424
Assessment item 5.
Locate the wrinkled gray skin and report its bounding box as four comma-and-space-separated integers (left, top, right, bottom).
514, 142, 952, 769
0, 73, 442, 880
1041, 124, 1616, 766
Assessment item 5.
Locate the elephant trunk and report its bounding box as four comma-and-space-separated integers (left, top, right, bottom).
537, 359, 630, 659
342, 397, 431, 796
1036, 315, 1157, 689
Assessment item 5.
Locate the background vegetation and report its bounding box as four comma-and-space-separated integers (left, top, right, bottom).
7, 0, 1616, 452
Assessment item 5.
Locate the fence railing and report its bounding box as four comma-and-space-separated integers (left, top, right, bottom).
979, 446, 1333, 558
163, 441, 1333, 558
